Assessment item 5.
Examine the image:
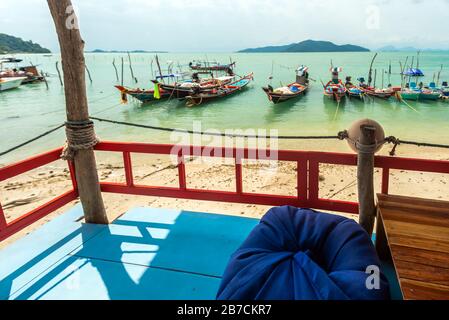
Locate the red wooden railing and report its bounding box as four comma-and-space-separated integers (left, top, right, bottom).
1, 141, 449, 242
0, 148, 78, 241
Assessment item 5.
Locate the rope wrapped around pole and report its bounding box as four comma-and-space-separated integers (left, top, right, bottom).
337, 130, 401, 156
61, 120, 100, 160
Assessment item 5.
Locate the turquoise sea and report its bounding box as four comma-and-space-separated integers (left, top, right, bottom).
1, 52, 449, 164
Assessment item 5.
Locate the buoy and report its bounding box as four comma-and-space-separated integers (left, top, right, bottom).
346, 119, 385, 154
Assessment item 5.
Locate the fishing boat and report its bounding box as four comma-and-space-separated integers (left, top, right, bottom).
399, 81, 441, 101
0, 66, 46, 84
363, 87, 398, 100
323, 67, 347, 103
115, 73, 194, 103
0, 77, 27, 92
262, 66, 310, 104
114, 85, 170, 103
0, 60, 46, 84
355, 54, 398, 100
399, 59, 440, 101
189, 61, 236, 72
1, 57, 23, 63
419, 88, 441, 101
185, 73, 253, 107
441, 82, 449, 97
155, 75, 236, 100
345, 77, 364, 100
356, 77, 398, 100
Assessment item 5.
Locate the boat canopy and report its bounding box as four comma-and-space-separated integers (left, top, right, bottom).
403, 68, 424, 77
330, 67, 343, 73
296, 65, 309, 76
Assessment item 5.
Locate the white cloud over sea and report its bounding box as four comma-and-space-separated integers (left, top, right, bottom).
0, 0, 448, 52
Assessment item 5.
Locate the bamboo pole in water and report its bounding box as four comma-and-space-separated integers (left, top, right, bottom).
55, 61, 63, 86
47, 0, 108, 224
121, 57, 124, 86
85, 64, 93, 83
112, 58, 119, 82
127, 51, 137, 83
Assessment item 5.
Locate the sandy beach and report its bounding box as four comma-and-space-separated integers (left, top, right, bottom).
1, 140, 449, 249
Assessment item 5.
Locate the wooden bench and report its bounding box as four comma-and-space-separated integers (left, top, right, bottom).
376, 194, 449, 300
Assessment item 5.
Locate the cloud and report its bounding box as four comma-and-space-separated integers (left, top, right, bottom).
2, 0, 449, 52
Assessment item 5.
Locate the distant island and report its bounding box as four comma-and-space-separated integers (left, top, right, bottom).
238, 40, 370, 53
89, 49, 168, 53
0, 33, 51, 54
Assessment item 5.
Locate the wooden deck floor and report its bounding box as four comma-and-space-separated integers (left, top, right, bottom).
0, 205, 259, 300
377, 194, 449, 300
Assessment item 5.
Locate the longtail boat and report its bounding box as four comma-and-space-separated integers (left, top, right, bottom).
154, 75, 236, 100
399, 81, 441, 101
0, 76, 27, 92
398, 53, 441, 101
323, 67, 347, 103
356, 77, 399, 100
440, 81, 449, 97
0, 60, 46, 84
345, 77, 364, 100
114, 85, 170, 103
362, 87, 399, 100
185, 73, 253, 107
114, 73, 186, 103
0, 67, 45, 84
262, 66, 310, 104
189, 61, 236, 72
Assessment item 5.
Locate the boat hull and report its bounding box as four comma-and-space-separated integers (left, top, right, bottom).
0, 77, 26, 92
400, 90, 440, 101
323, 80, 347, 103
262, 83, 308, 104
158, 77, 235, 100
115, 85, 170, 103
347, 86, 364, 100
324, 92, 346, 102
362, 88, 396, 100
185, 74, 253, 107
419, 92, 441, 101
399, 91, 420, 101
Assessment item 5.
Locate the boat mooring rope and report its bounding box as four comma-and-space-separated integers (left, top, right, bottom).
2, 117, 449, 159
0, 124, 65, 158
90, 116, 339, 140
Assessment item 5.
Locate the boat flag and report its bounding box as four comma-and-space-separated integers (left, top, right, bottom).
154, 83, 161, 99
120, 91, 128, 104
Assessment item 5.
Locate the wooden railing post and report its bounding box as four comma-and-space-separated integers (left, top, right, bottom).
0, 204, 7, 230
357, 125, 377, 235
47, 0, 108, 224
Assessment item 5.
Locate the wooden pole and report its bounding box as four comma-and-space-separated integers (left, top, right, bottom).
121, 57, 124, 86
47, 0, 108, 224
55, 61, 63, 86
41, 69, 49, 89
357, 125, 377, 235
112, 58, 119, 82
85, 64, 93, 83
127, 51, 137, 83
155, 55, 164, 83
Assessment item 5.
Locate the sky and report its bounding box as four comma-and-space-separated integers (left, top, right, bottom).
1, 0, 449, 52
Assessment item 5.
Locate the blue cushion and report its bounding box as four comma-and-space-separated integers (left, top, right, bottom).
217, 206, 390, 300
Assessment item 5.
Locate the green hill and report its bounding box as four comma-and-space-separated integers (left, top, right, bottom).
239, 40, 370, 53
0, 33, 51, 54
